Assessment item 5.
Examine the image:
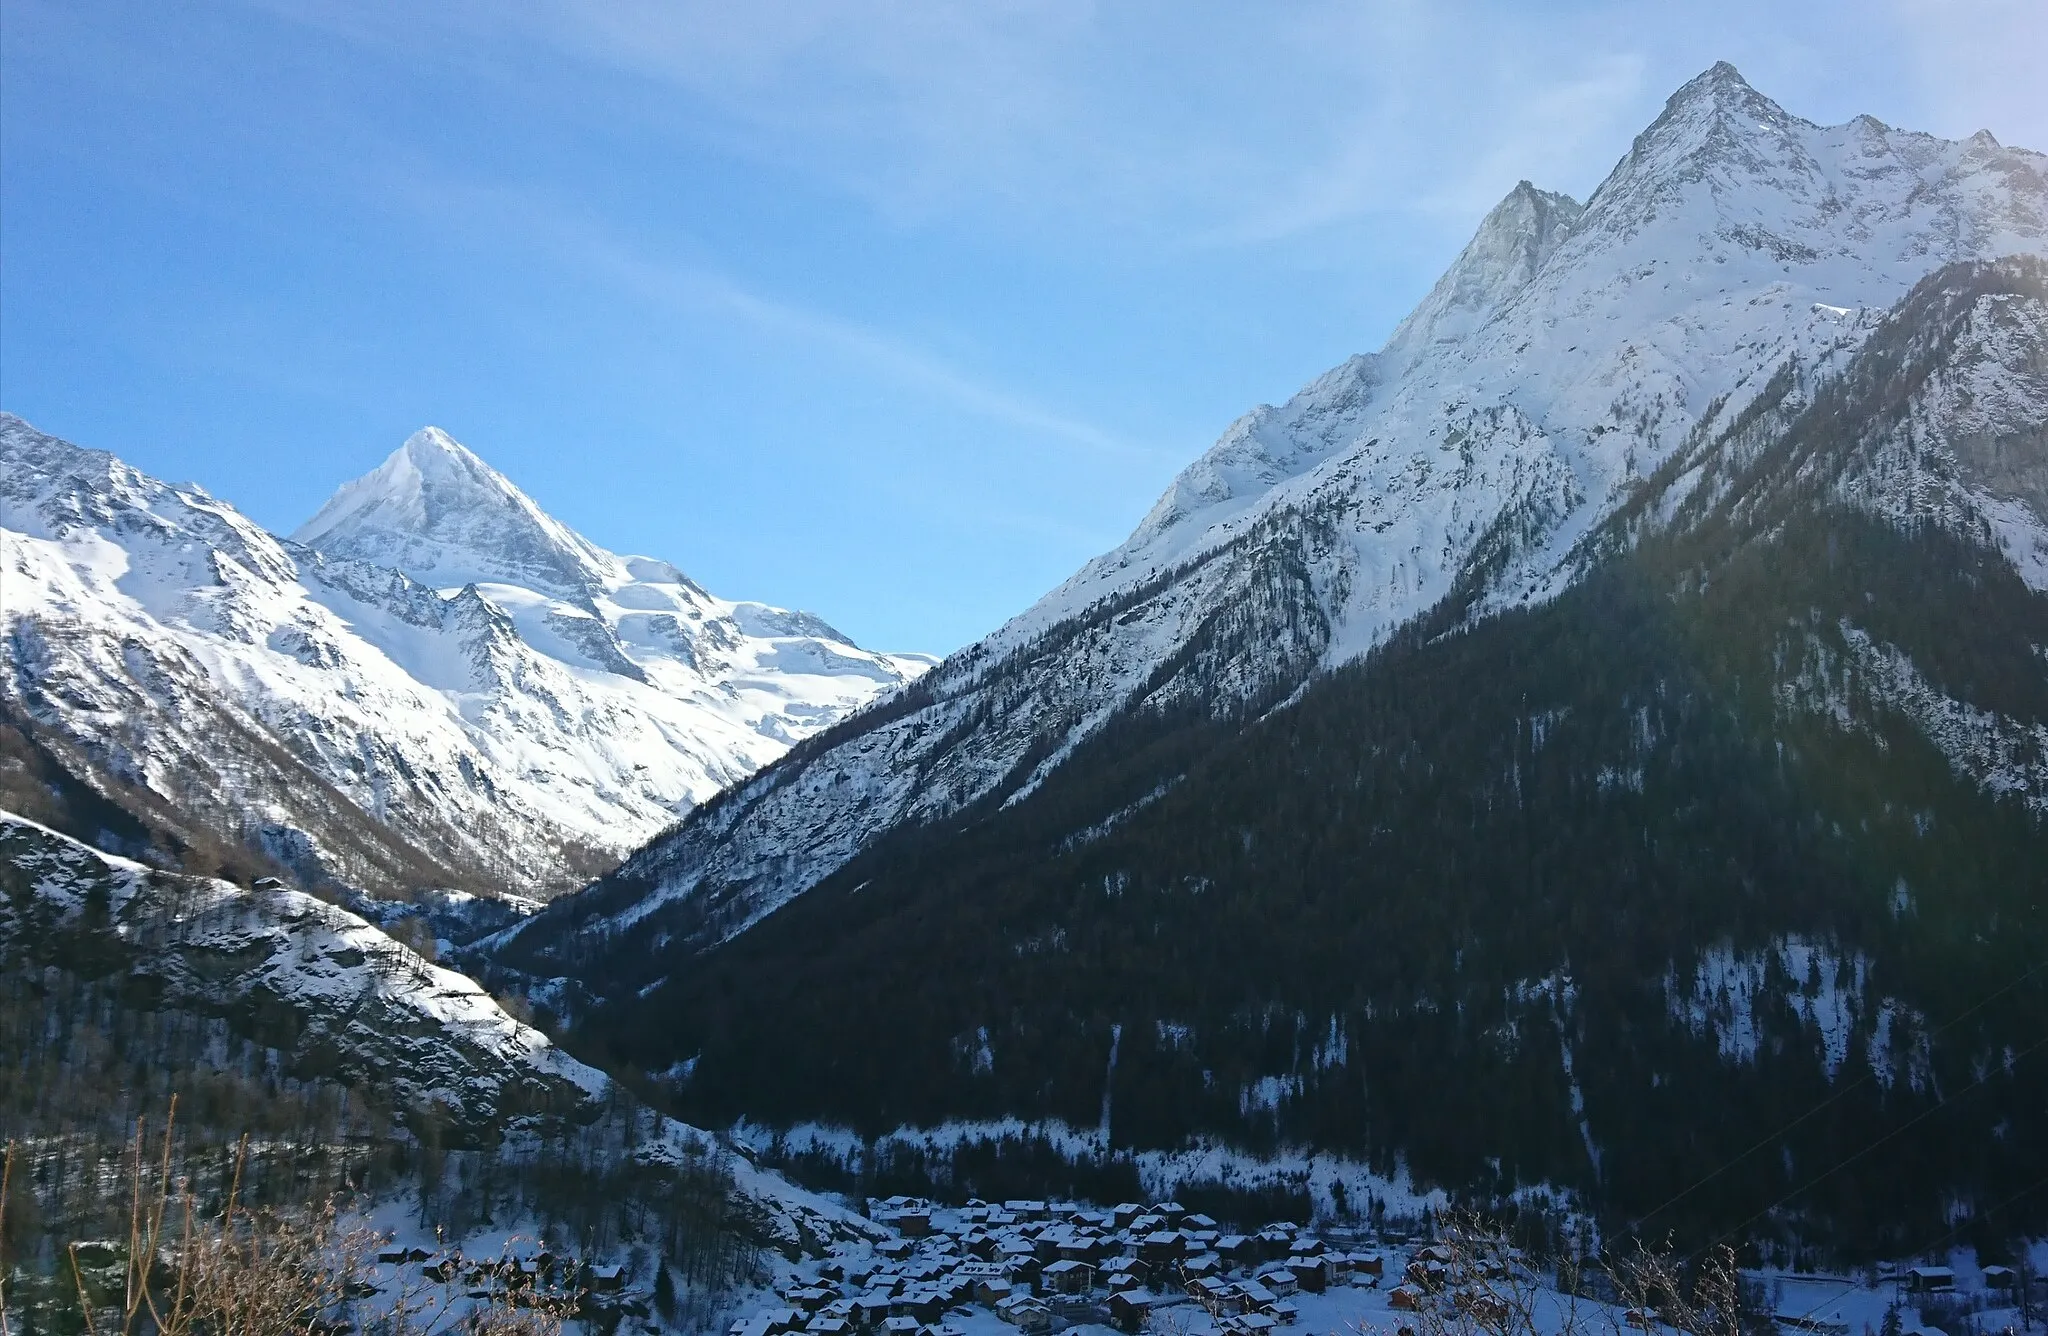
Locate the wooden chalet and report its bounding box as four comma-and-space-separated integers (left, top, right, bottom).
1042, 1259, 1095, 1295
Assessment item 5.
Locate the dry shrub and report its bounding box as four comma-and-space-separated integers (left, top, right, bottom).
1, 1101, 573, 1336
1346, 1212, 1748, 1336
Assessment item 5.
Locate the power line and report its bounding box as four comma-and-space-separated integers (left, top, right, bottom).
1631, 956, 2048, 1236
1704, 1029, 2048, 1254
1777, 1170, 2048, 1333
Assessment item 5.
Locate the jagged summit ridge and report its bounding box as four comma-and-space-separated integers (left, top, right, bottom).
1383, 180, 1586, 367
1006, 62, 2048, 652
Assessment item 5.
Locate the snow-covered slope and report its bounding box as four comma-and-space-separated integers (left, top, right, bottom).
501, 63, 2048, 977
0, 418, 932, 897
0, 809, 876, 1254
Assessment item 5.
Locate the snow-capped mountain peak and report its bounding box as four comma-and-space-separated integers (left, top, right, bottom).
3, 415, 932, 897
294, 426, 624, 600
493, 64, 2048, 977
1384, 180, 1586, 367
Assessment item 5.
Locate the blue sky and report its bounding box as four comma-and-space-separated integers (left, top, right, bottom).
4, 2, 2044, 653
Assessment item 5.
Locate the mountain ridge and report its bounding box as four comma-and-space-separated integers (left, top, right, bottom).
1, 415, 932, 898
512, 253, 2048, 1250
491, 64, 2048, 978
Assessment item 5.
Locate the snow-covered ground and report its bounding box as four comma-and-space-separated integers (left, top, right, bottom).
712, 1196, 2048, 1336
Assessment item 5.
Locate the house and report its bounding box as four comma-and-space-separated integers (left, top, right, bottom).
1350, 1253, 1385, 1281
1109, 1292, 1153, 1333
1043, 1260, 1095, 1295
1389, 1287, 1426, 1312
1405, 1260, 1448, 1293
1005, 1201, 1050, 1221
589, 1264, 624, 1293
1984, 1266, 2019, 1291
1107, 1272, 1143, 1295
898, 1209, 934, 1239
1267, 1301, 1298, 1326
1153, 1202, 1186, 1227
1255, 1229, 1294, 1261
1904, 1268, 1956, 1295
762, 1310, 804, 1335
1183, 1214, 1220, 1233
1237, 1282, 1279, 1312
1111, 1204, 1146, 1229
1218, 1236, 1257, 1269
1459, 1294, 1509, 1324
811, 1320, 853, 1336
1140, 1231, 1186, 1264
1059, 1233, 1108, 1263
1189, 1277, 1235, 1308
1183, 1253, 1223, 1281
1255, 1267, 1298, 1298
878, 1240, 916, 1262
977, 1278, 1016, 1307
1014, 1301, 1056, 1334
883, 1316, 922, 1336
1235, 1313, 1279, 1336
1284, 1259, 1327, 1294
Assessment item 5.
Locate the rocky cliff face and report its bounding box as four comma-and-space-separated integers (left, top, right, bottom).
0, 419, 932, 897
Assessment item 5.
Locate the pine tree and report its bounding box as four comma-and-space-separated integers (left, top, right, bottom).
654, 1258, 678, 1322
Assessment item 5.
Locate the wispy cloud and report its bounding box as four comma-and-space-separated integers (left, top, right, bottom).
391, 174, 1163, 462
249, 0, 1679, 249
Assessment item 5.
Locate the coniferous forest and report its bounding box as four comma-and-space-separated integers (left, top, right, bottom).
534, 261, 2048, 1261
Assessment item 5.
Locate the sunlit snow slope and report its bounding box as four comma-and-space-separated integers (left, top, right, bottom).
0, 418, 933, 897
504, 63, 2048, 971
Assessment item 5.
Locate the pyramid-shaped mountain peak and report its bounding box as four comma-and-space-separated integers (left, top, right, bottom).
293, 428, 624, 597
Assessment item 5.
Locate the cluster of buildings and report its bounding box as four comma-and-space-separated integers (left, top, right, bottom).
733, 1197, 1407, 1336
372, 1244, 627, 1312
